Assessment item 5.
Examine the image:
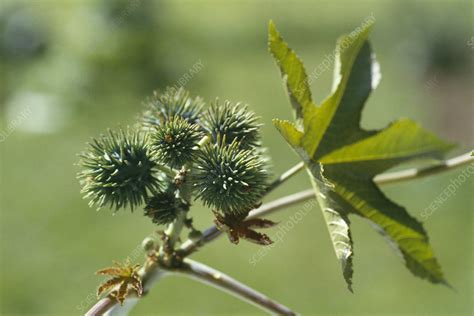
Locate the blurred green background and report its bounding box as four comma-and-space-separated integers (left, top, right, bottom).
1, 0, 473, 315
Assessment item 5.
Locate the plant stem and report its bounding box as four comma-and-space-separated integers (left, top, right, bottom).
266, 152, 473, 192
374, 152, 473, 184
164, 210, 187, 250
177, 258, 297, 316
87, 258, 297, 316
179, 152, 474, 256
178, 189, 315, 256
85, 297, 119, 316
159, 165, 192, 261
266, 161, 305, 194
155, 163, 177, 179
85, 152, 473, 315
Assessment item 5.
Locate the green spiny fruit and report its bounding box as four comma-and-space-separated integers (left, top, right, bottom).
142, 87, 204, 127
202, 100, 261, 149
78, 129, 164, 211
144, 189, 188, 225
150, 116, 203, 168
194, 140, 269, 215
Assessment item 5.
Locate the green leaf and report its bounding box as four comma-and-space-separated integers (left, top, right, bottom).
269, 20, 314, 120
269, 21, 454, 290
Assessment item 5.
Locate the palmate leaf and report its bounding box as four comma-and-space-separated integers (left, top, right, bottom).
269, 20, 454, 290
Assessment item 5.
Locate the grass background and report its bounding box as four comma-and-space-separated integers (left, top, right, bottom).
1, 0, 473, 315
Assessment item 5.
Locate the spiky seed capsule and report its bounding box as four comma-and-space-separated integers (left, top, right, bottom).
144, 190, 188, 225
78, 129, 163, 211
194, 140, 269, 215
150, 116, 203, 168
142, 87, 204, 128
202, 101, 261, 149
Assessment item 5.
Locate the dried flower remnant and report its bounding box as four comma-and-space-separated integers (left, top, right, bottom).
96, 260, 143, 305
213, 211, 277, 245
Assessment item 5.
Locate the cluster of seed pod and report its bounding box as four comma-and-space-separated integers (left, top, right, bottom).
78, 87, 269, 224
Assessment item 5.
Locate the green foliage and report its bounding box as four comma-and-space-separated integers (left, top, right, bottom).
194, 140, 269, 215
269, 20, 454, 290
78, 129, 164, 211
202, 101, 261, 149
150, 116, 203, 168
